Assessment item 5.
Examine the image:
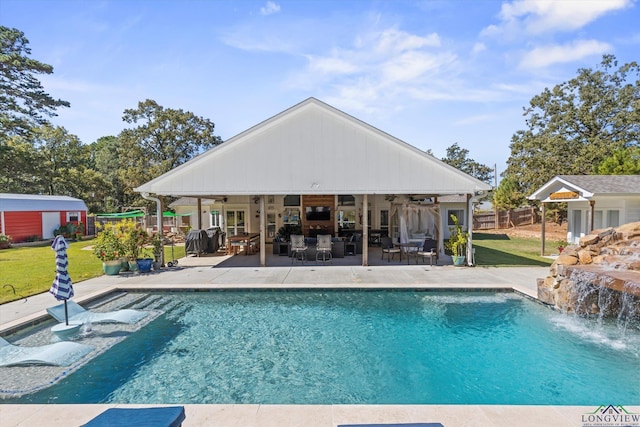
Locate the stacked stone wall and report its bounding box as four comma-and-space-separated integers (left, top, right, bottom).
537, 222, 640, 314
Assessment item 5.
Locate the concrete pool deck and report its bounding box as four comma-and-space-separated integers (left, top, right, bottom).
1, 262, 635, 426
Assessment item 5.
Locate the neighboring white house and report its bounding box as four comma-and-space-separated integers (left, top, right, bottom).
137, 98, 492, 266
529, 175, 640, 244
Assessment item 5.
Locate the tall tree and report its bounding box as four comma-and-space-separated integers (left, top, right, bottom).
32, 124, 86, 195
596, 146, 640, 175
91, 135, 128, 211
0, 26, 69, 138
504, 55, 639, 196
117, 99, 222, 207
441, 142, 493, 184
492, 176, 525, 211
0, 135, 40, 192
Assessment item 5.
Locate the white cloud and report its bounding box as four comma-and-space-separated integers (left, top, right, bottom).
520, 39, 612, 68
260, 1, 281, 16
374, 28, 440, 54
482, 0, 631, 38
472, 42, 487, 54
501, 0, 631, 34
286, 27, 457, 113
306, 53, 360, 75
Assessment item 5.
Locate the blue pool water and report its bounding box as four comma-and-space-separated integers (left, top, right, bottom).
7, 291, 640, 404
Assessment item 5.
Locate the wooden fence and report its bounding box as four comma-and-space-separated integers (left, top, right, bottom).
473, 207, 540, 230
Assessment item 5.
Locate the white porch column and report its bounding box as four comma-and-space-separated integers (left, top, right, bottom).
197, 198, 202, 229
436, 197, 444, 258
362, 194, 369, 266
260, 195, 266, 267
540, 202, 546, 256
467, 194, 474, 266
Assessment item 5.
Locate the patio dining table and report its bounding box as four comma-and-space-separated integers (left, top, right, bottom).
226, 233, 260, 255
395, 241, 422, 264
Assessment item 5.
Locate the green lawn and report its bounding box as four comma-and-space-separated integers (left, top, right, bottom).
0, 239, 185, 304
473, 232, 561, 266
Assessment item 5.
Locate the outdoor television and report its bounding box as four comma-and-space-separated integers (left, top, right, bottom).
305, 206, 331, 221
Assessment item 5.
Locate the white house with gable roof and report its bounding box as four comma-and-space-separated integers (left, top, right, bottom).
135, 98, 492, 266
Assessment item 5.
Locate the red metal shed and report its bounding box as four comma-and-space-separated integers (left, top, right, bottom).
0, 193, 88, 243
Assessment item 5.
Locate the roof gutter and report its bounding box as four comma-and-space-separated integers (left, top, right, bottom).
467, 190, 486, 266
141, 192, 163, 266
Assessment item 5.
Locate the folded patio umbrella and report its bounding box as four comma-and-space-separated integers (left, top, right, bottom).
49, 235, 74, 325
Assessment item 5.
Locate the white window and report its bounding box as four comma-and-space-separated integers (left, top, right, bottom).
283, 195, 300, 206
594, 211, 603, 230
607, 210, 620, 228
447, 209, 465, 226
337, 209, 356, 230
66, 212, 80, 222
380, 209, 389, 232
210, 210, 222, 228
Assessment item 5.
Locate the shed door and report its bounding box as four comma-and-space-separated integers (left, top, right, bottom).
42, 212, 60, 239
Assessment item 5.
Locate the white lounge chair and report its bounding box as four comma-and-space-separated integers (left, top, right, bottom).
0, 337, 93, 367
47, 300, 148, 325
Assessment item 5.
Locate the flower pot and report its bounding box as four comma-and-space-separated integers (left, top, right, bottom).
136, 258, 153, 273
153, 261, 162, 271
128, 261, 139, 272
103, 260, 122, 276
120, 257, 130, 272
452, 255, 466, 266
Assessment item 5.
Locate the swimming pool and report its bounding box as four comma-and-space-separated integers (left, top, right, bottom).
5, 290, 640, 404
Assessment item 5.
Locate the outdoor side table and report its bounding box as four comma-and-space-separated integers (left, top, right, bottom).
51, 321, 83, 341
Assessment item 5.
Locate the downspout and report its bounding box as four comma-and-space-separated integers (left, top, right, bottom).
467, 191, 485, 266
141, 192, 163, 266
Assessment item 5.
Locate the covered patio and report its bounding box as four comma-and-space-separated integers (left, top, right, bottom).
135, 98, 492, 267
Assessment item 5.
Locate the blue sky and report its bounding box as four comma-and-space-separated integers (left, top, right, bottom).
2, 0, 638, 175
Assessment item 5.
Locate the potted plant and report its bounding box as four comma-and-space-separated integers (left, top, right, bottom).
150, 232, 163, 270
92, 226, 124, 275
122, 223, 151, 272
0, 234, 12, 250
445, 214, 468, 266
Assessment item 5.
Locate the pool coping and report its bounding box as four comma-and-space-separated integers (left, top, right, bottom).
3, 402, 635, 427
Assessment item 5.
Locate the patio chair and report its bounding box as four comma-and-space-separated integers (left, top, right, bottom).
316, 234, 333, 263
0, 336, 93, 367
47, 300, 148, 325
290, 234, 307, 264
381, 236, 400, 262
83, 406, 186, 427
414, 238, 438, 266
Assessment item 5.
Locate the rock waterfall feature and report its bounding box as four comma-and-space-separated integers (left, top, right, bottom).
537, 222, 640, 324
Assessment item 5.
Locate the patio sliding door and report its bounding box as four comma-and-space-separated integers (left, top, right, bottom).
226, 210, 246, 237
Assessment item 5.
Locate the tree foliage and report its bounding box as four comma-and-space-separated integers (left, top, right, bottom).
115, 99, 222, 209
0, 124, 110, 206
596, 146, 640, 175
120, 99, 221, 173
492, 176, 526, 210
0, 135, 41, 192
441, 143, 493, 184
0, 26, 69, 138
504, 55, 639, 196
